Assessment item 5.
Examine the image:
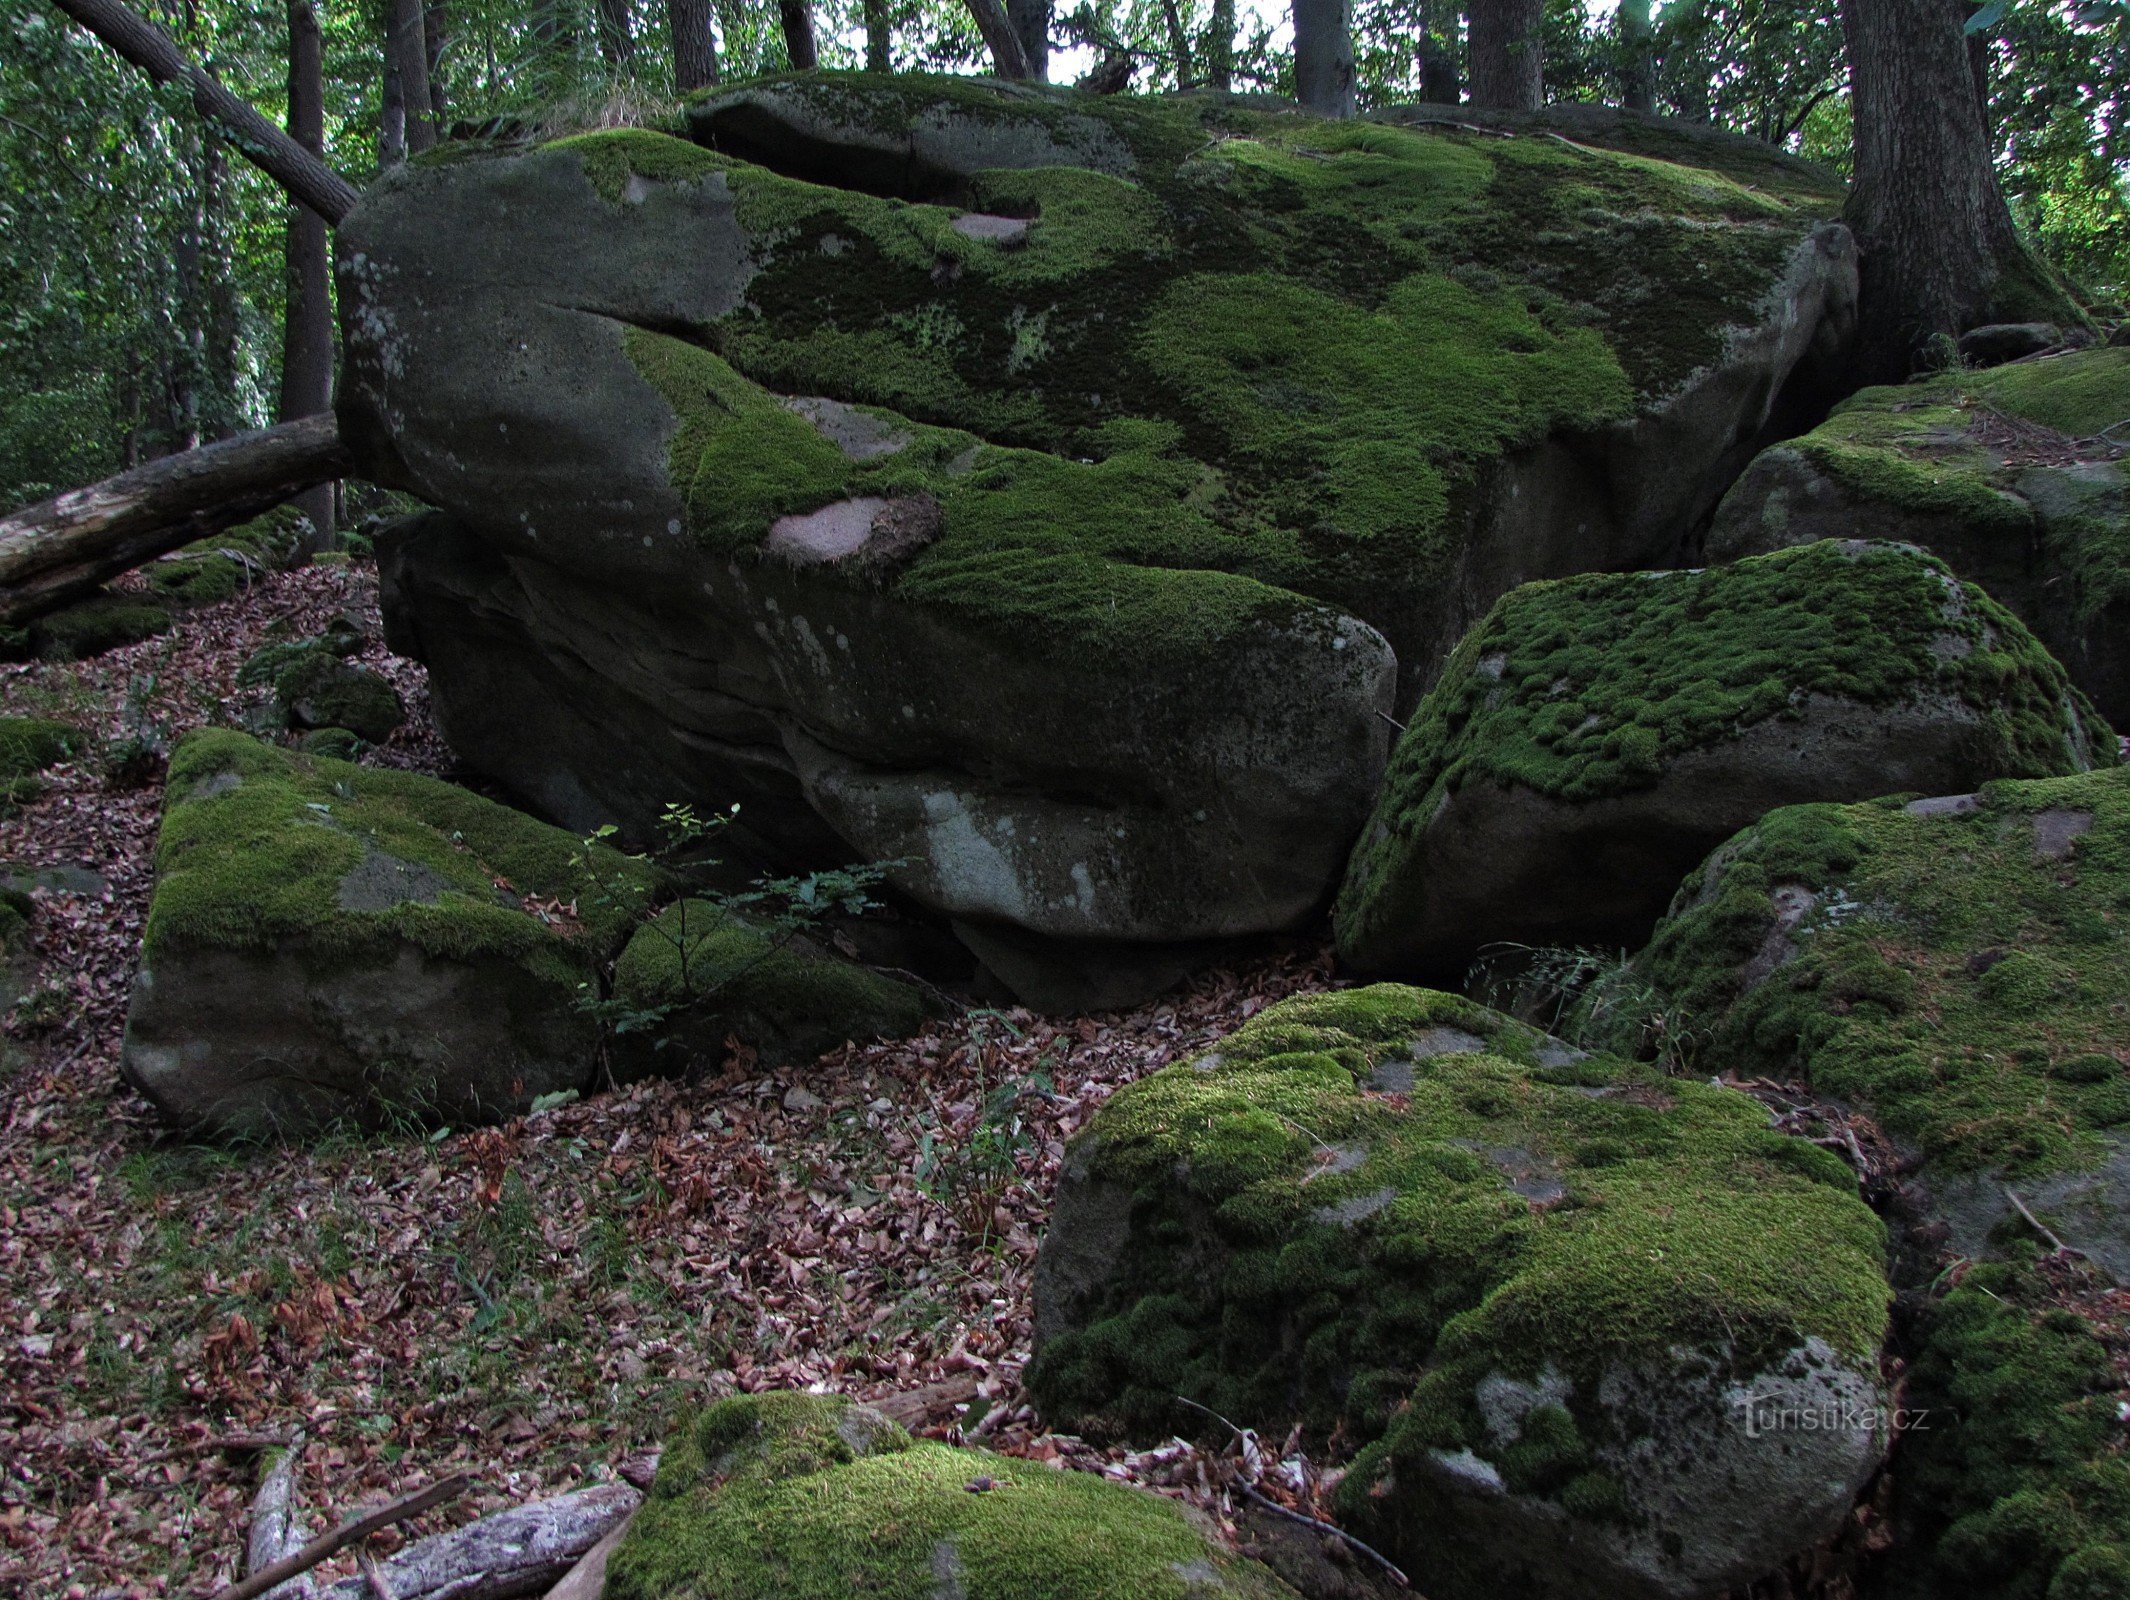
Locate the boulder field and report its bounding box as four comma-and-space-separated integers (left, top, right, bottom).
340, 70, 1860, 984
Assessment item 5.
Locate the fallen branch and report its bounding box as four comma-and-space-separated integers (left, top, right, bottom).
0, 413, 350, 625
540, 1508, 636, 1600
2005, 1187, 2081, 1259
310, 1483, 640, 1600
213, 1473, 472, 1600
245, 1434, 316, 1600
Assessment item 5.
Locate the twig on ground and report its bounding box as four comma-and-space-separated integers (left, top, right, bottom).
2005, 1187, 2080, 1258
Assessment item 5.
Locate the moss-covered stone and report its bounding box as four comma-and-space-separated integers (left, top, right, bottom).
1028, 984, 1891, 1600
611, 899, 930, 1069
121, 730, 660, 1137
1335, 540, 2113, 975
607, 1390, 1298, 1600
1710, 348, 2130, 721
23, 591, 173, 661
143, 503, 314, 607
274, 653, 405, 743
0, 716, 83, 807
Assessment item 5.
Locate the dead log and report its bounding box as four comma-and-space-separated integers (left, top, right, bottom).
246, 1434, 318, 1600
215, 1473, 471, 1600
540, 1509, 635, 1600
311, 1484, 641, 1600
0, 413, 351, 626
45, 0, 360, 224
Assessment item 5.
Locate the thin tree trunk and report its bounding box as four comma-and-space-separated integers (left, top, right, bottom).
862, 0, 891, 69
48, 0, 360, 224
424, 0, 449, 127
965, 0, 1032, 77
667, 0, 719, 89
597, 0, 636, 73
778, 0, 817, 68
0, 415, 351, 625
1619, 0, 1655, 112
1467, 0, 1543, 110
379, 46, 405, 166
1417, 0, 1458, 102
281, 0, 334, 545
391, 0, 435, 152
1158, 0, 1194, 85
1293, 0, 1356, 116
1206, 0, 1235, 90
1007, 0, 1049, 79
1840, 0, 2037, 378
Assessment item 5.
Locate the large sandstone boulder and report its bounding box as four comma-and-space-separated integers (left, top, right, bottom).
342, 72, 1858, 981
1626, 764, 2130, 1279
1334, 540, 2113, 978
605, 1391, 1298, 1600
120, 730, 658, 1138
1708, 347, 2130, 722
1027, 985, 1892, 1600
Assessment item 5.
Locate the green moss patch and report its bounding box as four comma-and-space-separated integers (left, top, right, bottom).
1027, 984, 1888, 1492
608, 1391, 1296, 1600
144, 504, 313, 607
144, 729, 656, 986
1630, 765, 2130, 1178
24, 591, 172, 661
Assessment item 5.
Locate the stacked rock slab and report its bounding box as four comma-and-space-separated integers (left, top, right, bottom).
1334, 539, 2114, 979
343, 72, 1859, 980
1709, 346, 2130, 722
1621, 766, 2130, 1597
120, 729, 658, 1138
1027, 984, 1892, 1600
605, 1391, 1299, 1600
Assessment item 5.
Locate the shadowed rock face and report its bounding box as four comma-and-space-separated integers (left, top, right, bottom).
339, 73, 1858, 989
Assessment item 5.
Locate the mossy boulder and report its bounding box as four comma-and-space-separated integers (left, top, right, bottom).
238, 631, 406, 745
0, 715, 84, 806
121, 729, 659, 1138
342, 72, 1857, 980
1623, 764, 2130, 1278
606, 1390, 1298, 1600
143, 503, 315, 607
1709, 347, 2130, 722
1027, 984, 1892, 1600
610, 899, 930, 1070
1334, 540, 2114, 978
12, 590, 174, 661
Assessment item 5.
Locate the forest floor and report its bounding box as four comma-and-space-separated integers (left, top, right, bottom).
0, 558, 1342, 1598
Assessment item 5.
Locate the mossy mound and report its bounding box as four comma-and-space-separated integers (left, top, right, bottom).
11, 591, 173, 662
612, 899, 929, 1070
606, 1391, 1298, 1600
0, 716, 84, 807
237, 628, 404, 746
143, 503, 314, 607
1881, 1261, 2130, 1600
1629, 766, 2130, 1191
122, 730, 660, 1137
1028, 984, 1890, 1600
1335, 540, 2113, 975
1710, 348, 2130, 721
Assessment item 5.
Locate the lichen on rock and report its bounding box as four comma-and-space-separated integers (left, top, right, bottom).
1027, 983, 1891, 1600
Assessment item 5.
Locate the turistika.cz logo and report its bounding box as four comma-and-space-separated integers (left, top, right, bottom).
1736, 1395, 1930, 1440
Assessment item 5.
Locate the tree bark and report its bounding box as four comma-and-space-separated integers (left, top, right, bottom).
778, 0, 817, 69
379, 44, 405, 166
1158, 0, 1194, 85
1467, 0, 1544, 110
390, 0, 436, 152
597, 0, 637, 74
1618, 0, 1655, 112
667, 0, 719, 89
1840, 0, 2038, 378
0, 415, 351, 625
1416, 0, 1459, 103
1007, 0, 1049, 79
1206, 0, 1235, 91
47, 0, 360, 224
280, 0, 334, 543
306, 1486, 640, 1600
862, 0, 891, 69
424, 0, 449, 126
965, 0, 1032, 77
1293, 0, 1355, 116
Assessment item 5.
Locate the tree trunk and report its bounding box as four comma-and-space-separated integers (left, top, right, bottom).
0, 415, 352, 625
1467, 0, 1544, 110
1417, 0, 1458, 103
425, 0, 450, 127
1158, 0, 1194, 86
667, 0, 719, 89
862, 0, 891, 70
1007, 0, 1049, 79
1618, 0, 1655, 113
778, 0, 817, 69
281, 0, 334, 544
391, 0, 436, 152
379, 45, 405, 167
48, 0, 360, 224
1206, 0, 1235, 90
1840, 0, 2040, 378
597, 0, 636, 74
1293, 0, 1355, 116
964, 0, 1032, 77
